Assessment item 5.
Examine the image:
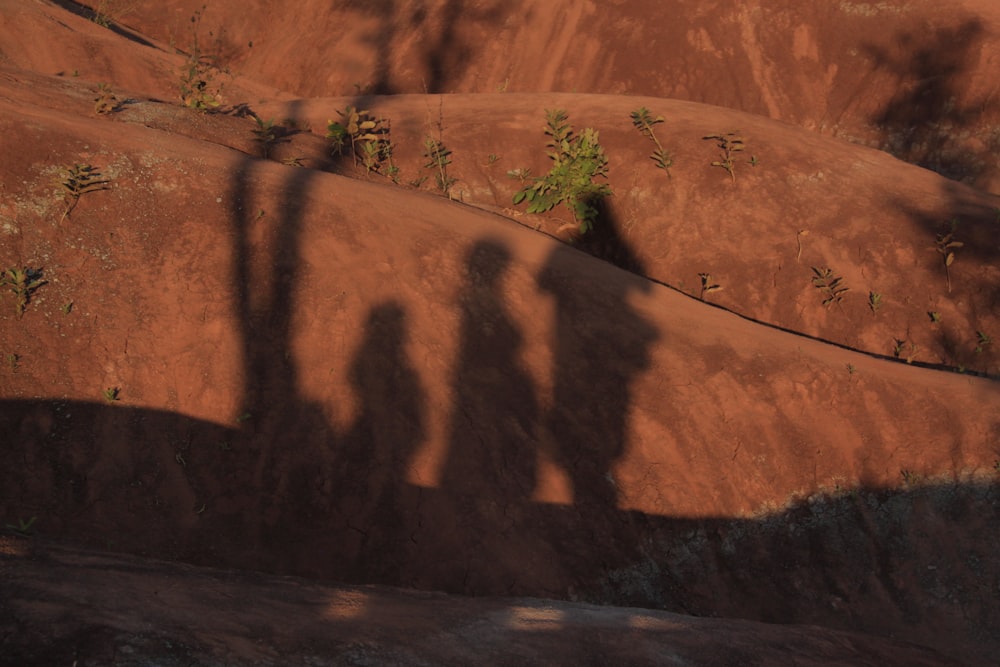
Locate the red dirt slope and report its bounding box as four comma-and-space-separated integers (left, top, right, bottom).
1, 1, 998, 665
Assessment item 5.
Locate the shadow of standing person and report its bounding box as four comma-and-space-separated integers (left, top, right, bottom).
436, 240, 539, 590
338, 302, 426, 583
537, 241, 659, 513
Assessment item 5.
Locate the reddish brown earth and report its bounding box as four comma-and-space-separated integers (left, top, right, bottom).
1, 0, 998, 665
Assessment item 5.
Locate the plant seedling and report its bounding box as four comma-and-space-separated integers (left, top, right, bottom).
892, 338, 919, 364
703, 132, 745, 182
868, 291, 882, 315
178, 4, 221, 112
934, 219, 963, 293
326, 106, 393, 174
102, 386, 120, 403
5, 516, 36, 535
630, 107, 673, 178
423, 136, 457, 195
94, 83, 121, 114
251, 116, 279, 158
698, 272, 723, 300
1, 267, 46, 318
846, 363, 857, 376
928, 311, 941, 323
59, 164, 110, 223
974, 331, 992, 354
512, 109, 612, 234
811, 267, 849, 308
6, 353, 19, 372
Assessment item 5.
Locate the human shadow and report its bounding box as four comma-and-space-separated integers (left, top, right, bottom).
439, 241, 539, 513
335, 302, 426, 581
538, 202, 659, 511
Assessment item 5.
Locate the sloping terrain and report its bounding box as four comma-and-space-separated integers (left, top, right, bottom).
1, 1, 999, 665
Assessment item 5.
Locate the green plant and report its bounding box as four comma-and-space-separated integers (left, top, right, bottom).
928, 311, 941, 323
5, 516, 36, 535
703, 132, 745, 182
974, 331, 992, 354
630, 107, 673, 177
93, 83, 120, 115
1, 267, 45, 318
61, 301, 73, 315
846, 363, 857, 376
900, 469, 918, 486
423, 136, 457, 196
486, 153, 500, 165
58, 163, 110, 223
512, 109, 612, 234
868, 291, 882, 315
698, 272, 722, 300
178, 5, 221, 112
749, 155, 760, 167
810, 267, 848, 308
326, 106, 395, 175
934, 219, 963, 293
251, 116, 279, 158
102, 386, 120, 403
6, 353, 19, 372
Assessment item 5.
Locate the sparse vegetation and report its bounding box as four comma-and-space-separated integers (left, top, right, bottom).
974, 331, 992, 354
934, 219, 963, 293
703, 132, 745, 182
93, 83, 121, 115
423, 137, 457, 196
512, 109, 612, 234
892, 338, 918, 364
1, 267, 46, 318
6, 353, 19, 372
698, 272, 723, 300
58, 163, 110, 223
868, 291, 882, 315
102, 386, 120, 403
178, 5, 222, 112
326, 106, 395, 176
810, 267, 849, 308
630, 107, 673, 178
251, 116, 279, 158
928, 311, 941, 323
5, 516, 36, 536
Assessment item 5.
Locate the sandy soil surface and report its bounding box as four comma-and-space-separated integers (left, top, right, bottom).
1, 0, 998, 664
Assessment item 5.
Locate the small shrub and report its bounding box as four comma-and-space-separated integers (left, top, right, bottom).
630, 107, 673, 177
934, 219, 962, 293
810, 267, 849, 308
423, 137, 457, 195
512, 109, 612, 234
703, 132, 745, 182
93, 83, 121, 115
58, 164, 110, 224
1, 267, 46, 318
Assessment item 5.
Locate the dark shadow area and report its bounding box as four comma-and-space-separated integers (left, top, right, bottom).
864, 19, 994, 183
890, 174, 1000, 376
350, 0, 509, 94
50, 0, 157, 49
2, 397, 997, 664
440, 241, 539, 505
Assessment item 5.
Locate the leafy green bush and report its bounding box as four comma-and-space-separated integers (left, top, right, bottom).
512, 109, 612, 234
